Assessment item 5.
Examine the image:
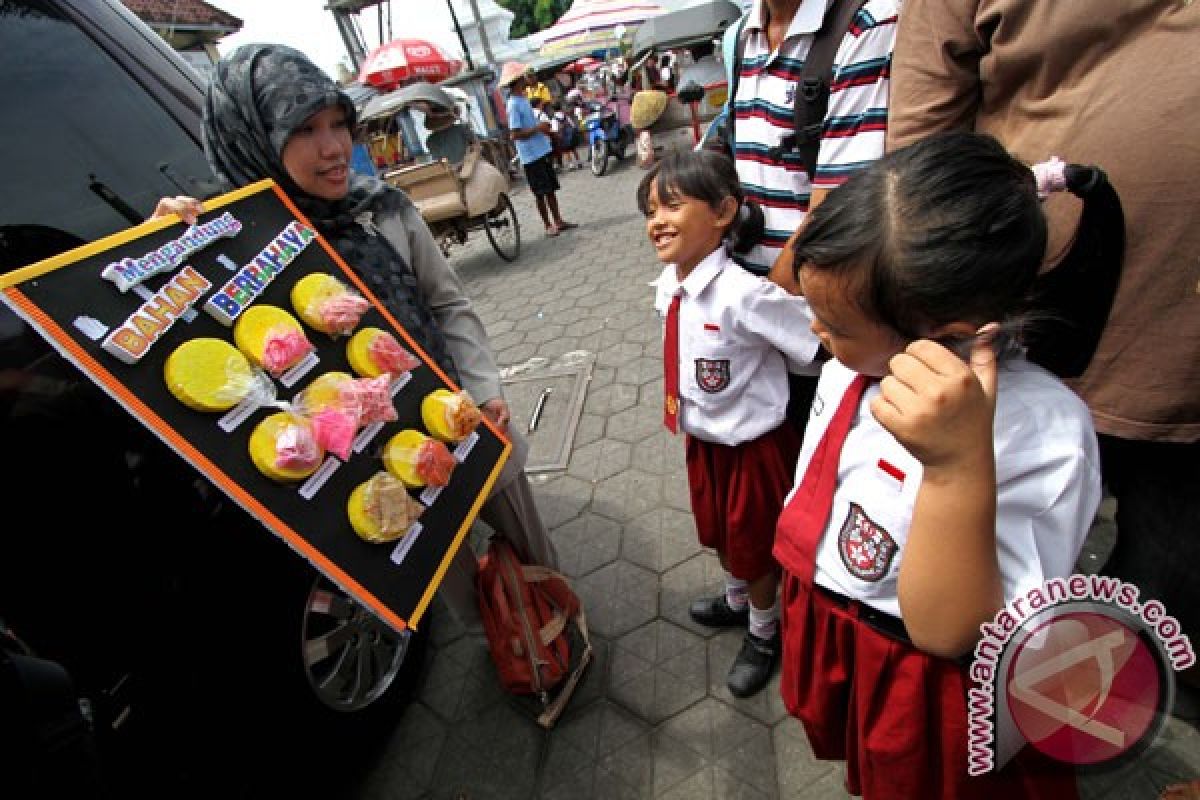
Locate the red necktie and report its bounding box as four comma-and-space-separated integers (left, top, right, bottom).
773, 373, 870, 583
663, 293, 681, 433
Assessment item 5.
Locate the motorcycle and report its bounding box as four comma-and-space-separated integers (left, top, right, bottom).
582, 99, 635, 176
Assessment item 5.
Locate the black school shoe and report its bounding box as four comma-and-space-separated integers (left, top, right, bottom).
689, 595, 750, 627
727, 630, 780, 698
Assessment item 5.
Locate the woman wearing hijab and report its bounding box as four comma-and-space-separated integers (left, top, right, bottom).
156, 44, 558, 626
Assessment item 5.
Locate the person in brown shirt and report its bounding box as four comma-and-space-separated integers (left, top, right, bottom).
887, 0, 1200, 787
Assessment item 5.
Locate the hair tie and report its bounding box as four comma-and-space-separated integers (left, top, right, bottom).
1031, 156, 1068, 199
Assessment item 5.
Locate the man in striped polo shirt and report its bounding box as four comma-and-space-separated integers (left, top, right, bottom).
731, 0, 898, 282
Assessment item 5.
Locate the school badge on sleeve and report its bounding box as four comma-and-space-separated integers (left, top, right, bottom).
838, 502, 897, 582
694, 358, 730, 393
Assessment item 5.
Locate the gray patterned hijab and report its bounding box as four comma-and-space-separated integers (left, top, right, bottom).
203, 43, 459, 380
203, 43, 396, 224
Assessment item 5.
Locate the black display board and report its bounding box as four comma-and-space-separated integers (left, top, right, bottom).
0, 180, 508, 633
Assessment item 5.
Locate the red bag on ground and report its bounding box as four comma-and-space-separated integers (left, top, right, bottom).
476, 537, 592, 728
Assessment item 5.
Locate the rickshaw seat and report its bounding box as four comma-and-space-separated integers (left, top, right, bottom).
385, 160, 467, 223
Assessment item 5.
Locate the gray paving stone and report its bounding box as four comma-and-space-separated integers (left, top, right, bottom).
593, 469, 665, 522
525, 322, 567, 344
773, 716, 840, 799
631, 431, 686, 475
575, 560, 660, 638
572, 412, 607, 448
532, 473, 593, 528
540, 701, 654, 799
551, 513, 623, 578
608, 403, 664, 445
567, 437, 633, 483
416, 634, 507, 724
596, 341, 646, 369
428, 703, 545, 800
355, 702, 447, 800
656, 698, 778, 796
623, 508, 701, 573
609, 619, 708, 724
660, 552, 726, 636
537, 336, 585, 359
499, 342, 538, 364
489, 329, 525, 351
584, 382, 638, 415
616, 356, 664, 386
590, 365, 617, 388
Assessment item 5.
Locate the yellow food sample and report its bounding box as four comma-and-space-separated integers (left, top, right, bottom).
421, 388, 480, 443
347, 472, 424, 543
382, 428, 429, 488
296, 371, 354, 415
291, 272, 353, 335
248, 412, 324, 482
164, 338, 254, 412
232, 305, 308, 371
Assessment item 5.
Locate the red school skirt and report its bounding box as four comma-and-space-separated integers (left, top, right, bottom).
685, 423, 801, 582
779, 573, 1079, 799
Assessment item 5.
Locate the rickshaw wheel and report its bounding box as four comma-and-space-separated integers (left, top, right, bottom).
484, 194, 521, 262
590, 139, 609, 176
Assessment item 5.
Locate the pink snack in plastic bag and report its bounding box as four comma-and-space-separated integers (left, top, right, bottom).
275, 420, 321, 470
261, 327, 314, 375
340, 375, 397, 426
319, 292, 371, 335
369, 332, 420, 375
311, 407, 357, 461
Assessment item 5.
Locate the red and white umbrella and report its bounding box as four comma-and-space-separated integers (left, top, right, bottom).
358, 38, 464, 90
566, 55, 603, 73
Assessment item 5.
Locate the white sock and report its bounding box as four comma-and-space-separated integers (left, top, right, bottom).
748, 602, 778, 640
724, 573, 749, 611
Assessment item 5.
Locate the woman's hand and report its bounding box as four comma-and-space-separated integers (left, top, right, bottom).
870, 333, 998, 475
152, 196, 205, 225
480, 397, 511, 433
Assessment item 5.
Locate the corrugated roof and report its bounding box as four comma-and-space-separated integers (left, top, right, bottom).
121, 0, 242, 30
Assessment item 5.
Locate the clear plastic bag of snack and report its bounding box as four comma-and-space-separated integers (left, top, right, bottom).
292, 273, 370, 336
348, 471, 425, 543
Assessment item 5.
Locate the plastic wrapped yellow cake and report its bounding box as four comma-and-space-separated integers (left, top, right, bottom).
164, 338, 255, 412
291, 272, 370, 336
347, 471, 425, 543
382, 428, 457, 489
345, 327, 420, 378
248, 411, 325, 482
232, 305, 313, 375
421, 389, 482, 443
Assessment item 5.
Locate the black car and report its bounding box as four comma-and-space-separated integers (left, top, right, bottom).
0, 2, 429, 796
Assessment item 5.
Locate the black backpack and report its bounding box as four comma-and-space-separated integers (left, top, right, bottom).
715, 0, 869, 179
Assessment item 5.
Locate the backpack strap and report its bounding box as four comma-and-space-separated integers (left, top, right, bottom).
519, 563, 593, 729
722, 12, 751, 156
768, 0, 869, 178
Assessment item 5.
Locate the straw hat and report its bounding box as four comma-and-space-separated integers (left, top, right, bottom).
631, 90, 670, 130
497, 61, 530, 89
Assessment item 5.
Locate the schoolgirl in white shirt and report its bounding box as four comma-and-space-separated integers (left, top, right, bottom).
638, 150, 820, 698
774, 132, 1105, 799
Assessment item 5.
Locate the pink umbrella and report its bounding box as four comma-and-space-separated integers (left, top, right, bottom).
359, 38, 464, 90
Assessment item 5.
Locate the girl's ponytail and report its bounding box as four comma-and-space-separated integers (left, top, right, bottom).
1024, 159, 1125, 378
728, 200, 765, 255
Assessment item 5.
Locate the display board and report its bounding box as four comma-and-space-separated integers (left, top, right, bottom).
0, 179, 508, 633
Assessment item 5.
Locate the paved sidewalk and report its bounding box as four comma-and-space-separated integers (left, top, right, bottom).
350, 163, 1200, 800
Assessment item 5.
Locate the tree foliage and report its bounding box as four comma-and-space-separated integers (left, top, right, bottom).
496, 0, 572, 38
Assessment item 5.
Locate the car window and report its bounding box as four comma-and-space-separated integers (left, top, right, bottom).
0, 0, 213, 270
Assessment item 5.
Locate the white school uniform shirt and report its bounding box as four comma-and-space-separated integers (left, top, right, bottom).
796, 358, 1102, 618
652, 247, 819, 446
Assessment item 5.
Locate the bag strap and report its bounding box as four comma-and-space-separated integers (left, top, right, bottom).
535, 602, 592, 729
753, 0, 868, 178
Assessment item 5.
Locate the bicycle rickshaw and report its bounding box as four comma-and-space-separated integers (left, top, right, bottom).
359, 82, 521, 262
